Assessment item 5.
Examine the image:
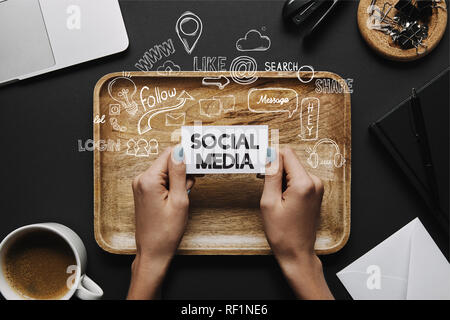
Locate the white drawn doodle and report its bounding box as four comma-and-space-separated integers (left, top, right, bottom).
236, 29, 271, 52
297, 65, 315, 84
126, 139, 137, 156
202, 76, 230, 89
93, 114, 106, 124
157, 60, 181, 76
265, 61, 300, 71
306, 138, 345, 169
136, 139, 149, 157
198, 96, 236, 118
315, 78, 354, 94
230, 56, 258, 85
170, 128, 182, 143
299, 97, 320, 141
108, 77, 138, 116
148, 139, 159, 155
126, 139, 159, 157
138, 90, 194, 135
213, 95, 235, 113
135, 39, 175, 71
166, 113, 186, 126
109, 104, 121, 116
78, 139, 120, 152
140, 86, 177, 110
193, 56, 227, 71
176, 11, 203, 55
247, 88, 299, 118
199, 98, 222, 118
110, 117, 127, 132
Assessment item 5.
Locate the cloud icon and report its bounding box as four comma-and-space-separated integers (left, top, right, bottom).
236, 29, 271, 52
157, 60, 181, 75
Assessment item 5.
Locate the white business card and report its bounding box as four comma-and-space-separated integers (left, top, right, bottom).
181, 125, 268, 174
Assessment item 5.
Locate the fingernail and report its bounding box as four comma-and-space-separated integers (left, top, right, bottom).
187, 189, 191, 195
266, 147, 276, 164
173, 145, 184, 163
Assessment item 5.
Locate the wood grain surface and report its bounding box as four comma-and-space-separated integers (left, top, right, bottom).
357, 0, 447, 61
93, 71, 351, 255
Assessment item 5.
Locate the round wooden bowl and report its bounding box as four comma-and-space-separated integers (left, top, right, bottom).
357, 0, 448, 61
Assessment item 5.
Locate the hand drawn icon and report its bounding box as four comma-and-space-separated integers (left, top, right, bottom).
136, 139, 149, 157
93, 114, 106, 124
170, 128, 182, 143
306, 138, 345, 169
247, 88, 299, 118
140, 86, 177, 111
199, 99, 222, 118
202, 76, 230, 90
157, 60, 181, 76
127, 138, 159, 157
138, 90, 194, 135
230, 56, 258, 85
176, 11, 203, 55
166, 113, 186, 126
108, 77, 139, 116
148, 139, 159, 155
299, 97, 320, 141
236, 29, 271, 51
126, 139, 137, 156
109, 104, 121, 116
213, 95, 235, 113
135, 38, 176, 72
297, 65, 315, 84
110, 117, 127, 132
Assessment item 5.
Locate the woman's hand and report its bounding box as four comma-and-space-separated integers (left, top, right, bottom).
260, 147, 333, 300
127, 146, 194, 300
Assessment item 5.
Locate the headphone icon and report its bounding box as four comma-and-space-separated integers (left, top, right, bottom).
306, 138, 345, 169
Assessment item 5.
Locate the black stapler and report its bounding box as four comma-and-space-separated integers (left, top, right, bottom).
282, 0, 340, 36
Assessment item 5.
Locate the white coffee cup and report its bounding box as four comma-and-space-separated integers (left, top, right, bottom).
0, 223, 103, 300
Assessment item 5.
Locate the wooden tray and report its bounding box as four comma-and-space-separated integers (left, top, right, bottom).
93, 71, 351, 255
357, 0, 447, 61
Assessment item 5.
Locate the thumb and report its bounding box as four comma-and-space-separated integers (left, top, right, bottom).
168, 145, 187, 196
261, 147, 283, 204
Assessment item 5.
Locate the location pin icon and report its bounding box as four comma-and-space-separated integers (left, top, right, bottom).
175, 11, 203, 55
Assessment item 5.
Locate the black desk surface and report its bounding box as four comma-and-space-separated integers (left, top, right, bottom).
1, 0, 448, 300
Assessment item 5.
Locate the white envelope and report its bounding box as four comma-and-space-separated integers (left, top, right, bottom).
165, 113, 185, 126
337, 218, 450, 300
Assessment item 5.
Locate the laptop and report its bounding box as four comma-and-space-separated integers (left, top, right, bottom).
0, 0, 129, 86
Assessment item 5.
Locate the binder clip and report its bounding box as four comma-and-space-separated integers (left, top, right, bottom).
368, 0, 446, 53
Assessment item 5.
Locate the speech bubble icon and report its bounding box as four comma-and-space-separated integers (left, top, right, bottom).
299, 97, 320, 141
199, 98, 222, 118
247, 88, 299, 118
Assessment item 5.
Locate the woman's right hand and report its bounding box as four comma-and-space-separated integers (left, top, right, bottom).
260, 147, 333, 300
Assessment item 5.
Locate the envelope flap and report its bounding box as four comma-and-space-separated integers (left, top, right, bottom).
407, 219, 450, 300
337, 219, 420, 300
168, 113, 184, 119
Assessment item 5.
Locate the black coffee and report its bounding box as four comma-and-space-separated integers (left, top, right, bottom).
2, 230, 76, 299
